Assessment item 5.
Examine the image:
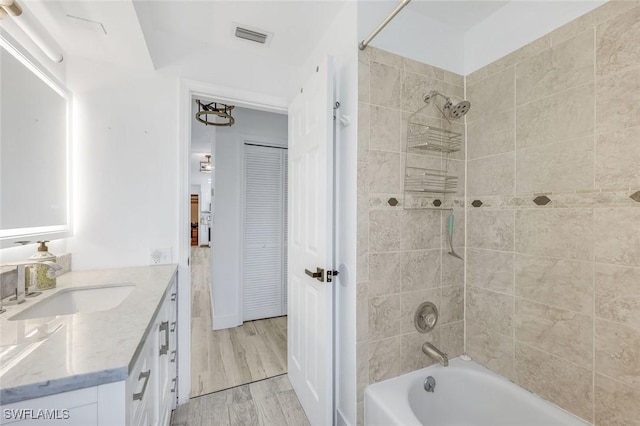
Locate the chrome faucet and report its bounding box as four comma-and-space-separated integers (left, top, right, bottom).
1, 263, 28, 307
422, 342, 449, 367
0, 261, 62, 311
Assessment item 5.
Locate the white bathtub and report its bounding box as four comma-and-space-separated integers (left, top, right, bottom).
364, 358, 590, 426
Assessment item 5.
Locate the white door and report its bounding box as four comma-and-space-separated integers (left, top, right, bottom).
288, 57, 335, 426
243, 144, 288, 321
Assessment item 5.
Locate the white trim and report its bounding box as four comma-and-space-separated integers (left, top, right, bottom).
177, 78, 291, 403
182, 79, 288, 115
337, 408, 353, 426
239, 142, 245, 326
177, 80, 192, 405
211, 313, 243, 331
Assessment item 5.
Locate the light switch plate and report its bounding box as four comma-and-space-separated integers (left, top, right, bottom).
150, 248, 172, 265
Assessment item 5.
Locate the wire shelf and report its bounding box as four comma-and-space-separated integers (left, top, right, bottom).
404, 167, 458, 194
407, 123, 462, 154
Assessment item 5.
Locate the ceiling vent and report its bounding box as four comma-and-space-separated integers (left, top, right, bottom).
233, 23, 272, 46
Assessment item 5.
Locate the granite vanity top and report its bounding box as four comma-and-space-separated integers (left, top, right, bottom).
0, 264, 178, 405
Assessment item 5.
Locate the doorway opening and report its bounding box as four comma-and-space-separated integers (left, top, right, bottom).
188, 95, 290, 398
190, 194, 200, 246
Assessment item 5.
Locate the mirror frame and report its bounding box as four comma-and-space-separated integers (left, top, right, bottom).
0, 31, 72, 249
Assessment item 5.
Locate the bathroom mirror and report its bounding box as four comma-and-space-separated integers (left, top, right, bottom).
0, 33, 71, 248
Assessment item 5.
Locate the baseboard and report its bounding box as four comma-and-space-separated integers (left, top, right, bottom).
336, 408, 353, 426
212, 313, 241, 330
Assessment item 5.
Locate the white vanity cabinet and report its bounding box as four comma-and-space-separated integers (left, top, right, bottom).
154, 279, 178, 426
128, 276, 178, 426
0, 272, 178, 426
127, 323, 157, 426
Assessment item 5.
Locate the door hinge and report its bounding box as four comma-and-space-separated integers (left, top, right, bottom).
327, 270, 339, 283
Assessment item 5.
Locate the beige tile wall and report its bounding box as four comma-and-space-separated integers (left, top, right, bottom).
465, 2, 640, 424
356, 47, 465, 425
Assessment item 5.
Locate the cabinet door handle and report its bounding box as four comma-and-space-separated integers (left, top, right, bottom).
170, 350, 177, 363
170, 378, 177, 393
132, 370, 151, 401
171, 293, 177, 301
170, 322, 176, 333
159, 321, 169, 356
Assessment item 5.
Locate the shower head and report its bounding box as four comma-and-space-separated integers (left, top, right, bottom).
443, 97, 471, 119
423, 90, 471, 121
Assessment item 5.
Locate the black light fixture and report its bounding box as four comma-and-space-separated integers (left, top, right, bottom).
200, 154, 212, 173
196, 100, 235, 127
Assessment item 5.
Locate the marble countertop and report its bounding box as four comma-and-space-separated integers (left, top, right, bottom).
0, 264, 178, 405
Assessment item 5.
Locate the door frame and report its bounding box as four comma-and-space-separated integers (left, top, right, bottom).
177, 79, 288, 403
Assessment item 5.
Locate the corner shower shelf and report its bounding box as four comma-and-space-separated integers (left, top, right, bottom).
403, 94, 463, 208
404, 167, 458, 194
407, 123, 462, 154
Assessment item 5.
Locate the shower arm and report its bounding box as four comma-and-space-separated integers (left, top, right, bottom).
422, 91, 454, 125
423, 91, 451, 105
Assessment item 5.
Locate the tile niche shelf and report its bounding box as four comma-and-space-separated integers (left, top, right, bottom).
404, 121, 461, 209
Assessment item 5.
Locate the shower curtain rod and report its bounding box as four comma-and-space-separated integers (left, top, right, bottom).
359, 0, 412, 50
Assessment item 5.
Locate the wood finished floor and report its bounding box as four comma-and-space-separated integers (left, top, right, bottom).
171, 374, 309, 426
190, 247, 288, 397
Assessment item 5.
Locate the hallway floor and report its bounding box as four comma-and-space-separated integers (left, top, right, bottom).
171, 374, 309, 426
191, 247, 288, 397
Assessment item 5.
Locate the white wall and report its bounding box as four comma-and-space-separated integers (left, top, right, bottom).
300, 2, 358, 425
65, 55, 178, 270
357, 1, 465, 74
0, 11, 66, 84
464, 1, 604, 74
357, 0, 603, 76
210, 106, 287, 329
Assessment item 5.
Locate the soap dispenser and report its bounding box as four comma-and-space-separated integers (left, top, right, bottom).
30, 241, 57, 290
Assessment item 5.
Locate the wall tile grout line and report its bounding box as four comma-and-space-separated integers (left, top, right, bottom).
359, 9, 640, 418
463, 72, 468, 355
591, 24, 597, 424
515, 340, 593, 373
511, 54, 518, 378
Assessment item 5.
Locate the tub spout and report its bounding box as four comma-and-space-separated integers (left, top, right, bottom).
422, 342, 448, 367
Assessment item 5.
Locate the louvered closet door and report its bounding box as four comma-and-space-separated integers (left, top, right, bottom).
243, 144, 287, 321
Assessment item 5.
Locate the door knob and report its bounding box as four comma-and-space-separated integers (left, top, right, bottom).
305, 267, 325, 282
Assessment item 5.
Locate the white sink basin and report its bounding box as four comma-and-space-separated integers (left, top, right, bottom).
9, 284, 135, 321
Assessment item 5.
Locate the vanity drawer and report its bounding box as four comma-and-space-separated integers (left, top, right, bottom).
128, 330, 156, 426
0, 387, 97, 425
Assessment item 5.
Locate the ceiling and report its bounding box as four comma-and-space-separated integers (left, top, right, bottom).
12, 0, 603, 98
21, 0, 153, 69
406, 1, 509, 31
24, 0, 510, 67
133, 1, 345, 69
